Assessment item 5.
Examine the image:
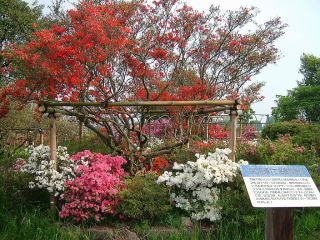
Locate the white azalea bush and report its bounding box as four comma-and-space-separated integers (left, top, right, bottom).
146, 136, 164, 151
157, 148, 248, 222
21, 145, 86, 198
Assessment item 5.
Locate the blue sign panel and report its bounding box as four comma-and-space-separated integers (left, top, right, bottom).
240, 165, 310, 178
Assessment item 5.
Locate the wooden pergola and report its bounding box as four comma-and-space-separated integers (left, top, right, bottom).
39, 99, 242, 208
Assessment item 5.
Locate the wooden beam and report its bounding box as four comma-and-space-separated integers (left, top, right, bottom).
40, 106, 228, 116
40, 100, 237, 107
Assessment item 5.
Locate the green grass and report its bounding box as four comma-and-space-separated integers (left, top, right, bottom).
147, 227, 213, 240
139, 208, 320, 240
295, 208, 320, 240
1, 206, 320, 240
0, 209, 94, 240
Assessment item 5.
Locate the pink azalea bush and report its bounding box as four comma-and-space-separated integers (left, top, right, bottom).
241, 125, 258, 141
143, 118, 171, 137
59, 150, 126, 222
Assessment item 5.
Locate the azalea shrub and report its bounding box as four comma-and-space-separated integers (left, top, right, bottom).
21, 145, 75, 198
146, 137, 164, 150
190, 140, 227, 155
157, 148, 248, 222
163, 139, 227, 166
238, 135, 320, 166
59, 150, 126, 222
118, 173, 172, 222
208, 124, 230, 139
151, 155, 170, 174
241, 125, 259, 141
236, 140, 260, 164
258, 136, 320, 165
143, 119, 172, 138
291, 123, 320, 157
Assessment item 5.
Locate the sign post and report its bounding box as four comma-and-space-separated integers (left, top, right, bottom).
240, 165, 320, 240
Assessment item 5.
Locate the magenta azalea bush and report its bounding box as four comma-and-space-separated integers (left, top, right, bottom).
59, 150, 126, 222
241, 125, 258, 141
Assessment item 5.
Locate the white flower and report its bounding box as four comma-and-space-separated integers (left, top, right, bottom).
157, 148, 248, 222
21, 145, 77, 198
147, 137, 164, 149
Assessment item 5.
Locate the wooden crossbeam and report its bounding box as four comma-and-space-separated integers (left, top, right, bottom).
40, 100, 238, 107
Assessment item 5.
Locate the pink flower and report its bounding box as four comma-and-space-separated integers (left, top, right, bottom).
59, 150, 126, 222
295, 146, 305, 153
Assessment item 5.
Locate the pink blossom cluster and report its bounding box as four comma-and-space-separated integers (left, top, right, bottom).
295, 146, 305, 153
241, 125, 258, 140
12, 158, 26, 172
143, 118, 171, 137
59, 150, 126, 222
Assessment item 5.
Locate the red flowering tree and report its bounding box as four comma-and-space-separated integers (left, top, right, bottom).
0, 0, 286, 168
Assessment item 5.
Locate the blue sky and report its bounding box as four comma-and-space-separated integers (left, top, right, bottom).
28, 0, 320, 114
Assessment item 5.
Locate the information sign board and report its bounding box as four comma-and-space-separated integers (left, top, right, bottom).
240, 165, 320, 208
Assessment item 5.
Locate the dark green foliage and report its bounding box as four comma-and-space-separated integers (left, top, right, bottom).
0, 151, 49, 212
118, 173, 172, 222
289, 85, 320, 122
0, 0, 43, 85
306, 164, 320, 189
219, 176, 265, 230
261, 122, 320, 156
0, 169, 49, 211
61, 135, 113, 155
272, 94, 299, 122
292, 124, 320, 156
167, 148, 197, 164
260, 122, 302, 140
0, 0, 42, 46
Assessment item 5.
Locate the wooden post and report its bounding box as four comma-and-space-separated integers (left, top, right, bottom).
239, 116, 243, 138
39, 129, 44, 145
206, 119, 209, 141
49, 113, 57, 210
265, 208, 294, 240
79, 121, 83, 142
187, 117, 190, 148
228, 109, 238, 161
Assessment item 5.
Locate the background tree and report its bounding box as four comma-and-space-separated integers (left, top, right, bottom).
272, 54, 320, 122
0, 0, 44, 85
299, 53, 320, 86
0, 103, 79, 155
1, 0, 286, 167
239, 81, 265, 123
272, 94, 299, 122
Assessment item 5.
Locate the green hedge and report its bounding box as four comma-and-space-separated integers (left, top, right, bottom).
261, 122, 302, 140
261, 122, 320, 156
293, 124, 320, 156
